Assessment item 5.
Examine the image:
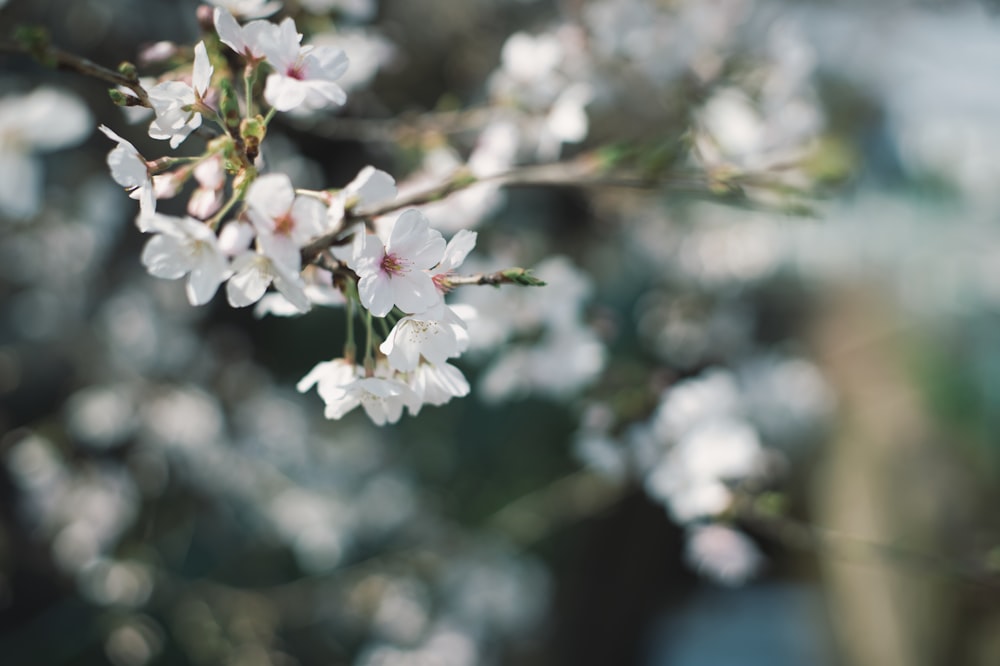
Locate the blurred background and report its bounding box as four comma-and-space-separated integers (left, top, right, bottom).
2, 0, 1000, 664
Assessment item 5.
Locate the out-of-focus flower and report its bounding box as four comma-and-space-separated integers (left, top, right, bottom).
0, 87, 92, 219
685, 523, 764, 586
208, 0, 281, 19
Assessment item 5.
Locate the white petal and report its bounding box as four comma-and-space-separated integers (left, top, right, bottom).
358, 273, 394, 317
388, 209, 445, 269
141, 235, 192, 279
214, 7, 246, 55
264, 74, 308, 112
226, 254, 272, 306
247, 173, 294, 220
392, 271, 442, 315
346, 166, 396, 208
192, 42, 214, 97
438, 229, 477, 272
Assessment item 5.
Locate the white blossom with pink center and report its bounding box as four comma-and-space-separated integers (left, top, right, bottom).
258, 18, 349, 112
245, 172, 327, 272
350, 209, 446, 317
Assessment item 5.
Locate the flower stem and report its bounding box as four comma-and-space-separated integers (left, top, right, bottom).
243, 65, 256, 117
363, 309, 375, 377
344, 281, 357, 364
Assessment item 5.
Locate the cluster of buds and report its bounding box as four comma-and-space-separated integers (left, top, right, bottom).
99, 2, 544, 425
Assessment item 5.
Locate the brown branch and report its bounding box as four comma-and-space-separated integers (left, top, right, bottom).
299, 155, 722, 264
0, 35, 151, 108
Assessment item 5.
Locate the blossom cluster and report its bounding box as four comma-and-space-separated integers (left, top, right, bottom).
95, 2, 533, 425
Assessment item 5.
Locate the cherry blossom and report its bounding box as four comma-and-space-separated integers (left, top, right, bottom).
299, 360, 415, 424
147, 41, 213, 148
406, 362, 470, 415
140, 214, 230, 305
350, 209, 446, 317
213, 7, 270, 62
0, 87, 91, 219
379, 303, 469, 372
97, 125, 155, 217
296, 358, 359, 412
245, 173, 327, 271
258, 18, 349, 112
226, 247, 310, 312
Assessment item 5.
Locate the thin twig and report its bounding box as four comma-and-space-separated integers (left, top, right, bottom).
0, 37, 151, 107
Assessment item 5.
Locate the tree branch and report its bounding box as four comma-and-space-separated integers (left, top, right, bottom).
0, 32, 151, 107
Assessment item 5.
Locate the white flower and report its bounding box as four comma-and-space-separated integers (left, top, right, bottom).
214, 7, 270, 61
297, 357, 359, 410
406, 362, 470, 415
343, 376, 415, 425
97, 125, 155, 217
644, 418, 765, 523
208, 0, 281, 19
147, 41, 213, 148
327, 165, 397, 232
226, 249, 310, 312
350, 209, 446, 317
245, 173, 326, 271
258, 18, 349, 112
380, 303, 468, 372
0, 87, 92, 219
685, 523, 763, 586
140, 214, 230, 305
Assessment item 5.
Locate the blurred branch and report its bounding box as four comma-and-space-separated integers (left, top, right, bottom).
285, 106, 499, 142
733, 493, 1000, 590
300, 155, 732, 264
0, 28, 151, 107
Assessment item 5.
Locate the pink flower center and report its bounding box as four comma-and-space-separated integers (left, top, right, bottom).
286, 63, 306, 81
381, 252, 406, 277
432, 272, 453, 293
274, 212, 295, 236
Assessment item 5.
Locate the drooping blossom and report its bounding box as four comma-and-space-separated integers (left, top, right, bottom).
379, 303, 469, 372
406, 362, 470, 416
97, 125, 155, 217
